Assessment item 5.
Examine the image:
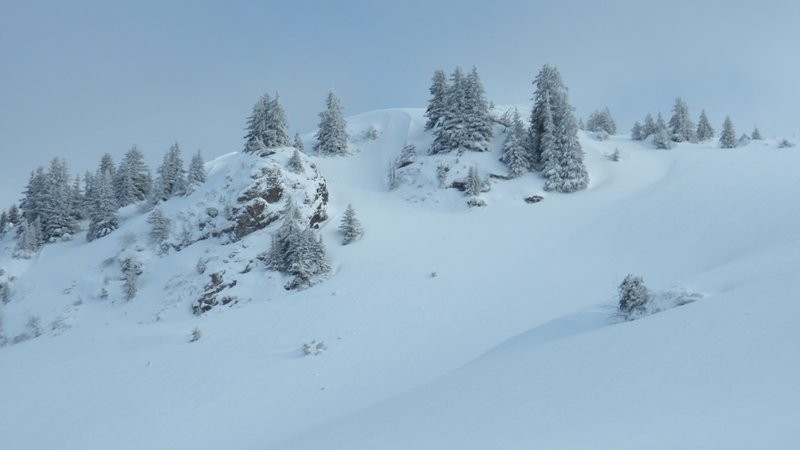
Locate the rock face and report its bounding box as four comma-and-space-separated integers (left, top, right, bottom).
229, 150, 328, 241
159, 147, 329, 249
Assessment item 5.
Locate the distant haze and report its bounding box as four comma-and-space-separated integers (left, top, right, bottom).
2, 0, 798, 208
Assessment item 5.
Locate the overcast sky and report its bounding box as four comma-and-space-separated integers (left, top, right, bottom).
1, 0, 798, 208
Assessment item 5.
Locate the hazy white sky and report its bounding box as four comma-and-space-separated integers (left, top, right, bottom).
1, 0, 798, 208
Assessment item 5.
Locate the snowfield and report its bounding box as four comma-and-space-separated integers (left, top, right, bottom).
1, 108, 799, 449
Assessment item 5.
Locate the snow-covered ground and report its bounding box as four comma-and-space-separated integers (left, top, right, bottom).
1, 108, 799, 449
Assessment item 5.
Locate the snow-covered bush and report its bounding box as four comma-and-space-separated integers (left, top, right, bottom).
608, 148, 621, 161
362, 126, 380, 141
387, 163, 400, 191
779, 139, 795, 148
618, 274, 649, 320
436, 163, 450, 188
189, 327, 202, 342
121, 257, 143, 301
0, 280, 10, 304
397, 144, 416, 168
303, 339, 326, 356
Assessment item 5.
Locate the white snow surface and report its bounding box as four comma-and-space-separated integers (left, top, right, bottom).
1, 108, 799, 449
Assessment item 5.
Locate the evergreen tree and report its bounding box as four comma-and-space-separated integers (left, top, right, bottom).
293, 132, 304, 152
314, 91, 349, 155
265, 198, 330, 289
287, 149, 305, 174
586, 107, 617, 134
99, 153, 116, 179
41, 157, 77, 241
155, 143, 187, 200
0, 211, 7, 235
719, 116, 737, 149
146, 208, 171, 253
459, 66, 493, 152
430, 67, 466, 154
577, 117, 585, 130
464, 165, 484, 197
121, 257, 142, 301
618, 274, 649, 320
696, 109, 715, 141
187, 150, 206, 190
425, 69, 449, 130
500, 109, 529, 178
630, 121, 644, 141
82, 171, 94, 220
244, 93, 291, 153
17, 218, 43, 255
19, 167, 48, 224
751, 125, 763, 140
653, 113, 673, 149
87, 169, 119, 241
69, 175, 84, 222
7, 205, 20, 226
668, 97, 696, 142
642, 113, 657, 138
530, 65, 589, 192
338, 204, 363, 245
114, 145, 152, 207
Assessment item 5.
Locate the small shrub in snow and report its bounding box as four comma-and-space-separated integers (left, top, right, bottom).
387, 163, 400, 191
362, 126, 380, 141
196, 258, 208, 274
396, 144, 416, 168
779, 139, 795, 148
0, 281, 10, 304
189, 327, 202, 342
609, 148, 621, 161
99, 287, 109, 300
593, 130, 610, 141
26, 315, 43, 338
618, 274, 649, 320
287, 149, 305, 174
436, 163, 450, 188
303, 339, 326, 356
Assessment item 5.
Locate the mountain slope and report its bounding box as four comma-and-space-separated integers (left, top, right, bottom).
1, 108, 798, 449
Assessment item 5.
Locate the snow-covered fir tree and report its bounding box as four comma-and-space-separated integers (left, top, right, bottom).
19, 167, 48, 225
86, 169, 119, 241
586, 107, 617, 135
121, 257, 142, 301
642, 113, 657, 138
0, 211, 7, 235
41, 158, 77, 241
460, 67, 493, 152
146, 207, 171, 254
187, 150, 206, 191
7, 204, 20, 227
155, 143, 187, 201
425, 69, 448, 130
99, 153, 116, 180
16, 218, 42, 257
338, 204, 363, 245
500, 109, 529, 178
630, 121, 644, 140
430, 66, 492, 154
618, 274, 649, 320
464, 165, 484, 197
69, 175, 84, 222
529, 65, 589, 192
668, 97, 696, 142
293, 132, 304, 152
287, 149, 305, 174
265, 198, 330, 289
244, 93, 291, 153
719, 116, 737, 149
751, 125, 763, 140
653, 113, 673, 149
696, 109, 715, 141
430, 67, 466, 154
114, 145, 152, 207
314, 91, 349, 156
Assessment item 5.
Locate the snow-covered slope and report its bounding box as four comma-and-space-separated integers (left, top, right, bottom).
1, 108, 799, 449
